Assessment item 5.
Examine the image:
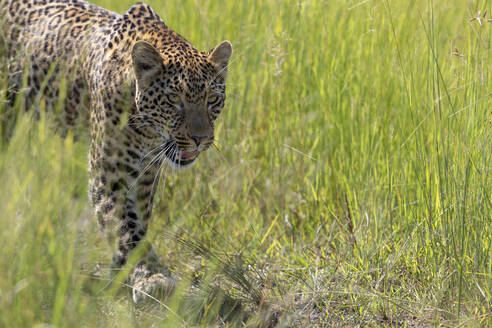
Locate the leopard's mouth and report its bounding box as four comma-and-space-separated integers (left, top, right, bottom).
164, 143, 199, 168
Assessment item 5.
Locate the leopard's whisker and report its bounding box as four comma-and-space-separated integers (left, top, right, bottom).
141, 143, 175, 197
140, 142, 168, 163
158, 148, 172, 194
213, 143, 229, 167
170, 147, 179, 177
128, 113, 148, 121
128, 122, 151, 128
139, 145, 167, 175
128, 143, 171, 191
147, 143, 170, 211
128, 117, 160, 130
128, 153, 162, 192
212, 145, 223, 168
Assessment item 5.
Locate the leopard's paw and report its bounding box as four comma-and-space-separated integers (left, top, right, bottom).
132, 273, 176, 304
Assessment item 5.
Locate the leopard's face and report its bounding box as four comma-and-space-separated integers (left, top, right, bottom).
132, 40, 231, 169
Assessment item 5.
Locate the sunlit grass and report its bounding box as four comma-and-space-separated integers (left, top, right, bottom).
0, 0, 491, 326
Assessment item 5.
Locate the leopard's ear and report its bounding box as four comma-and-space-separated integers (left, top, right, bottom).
209, 40, 232, 78
132, 41, 163, 87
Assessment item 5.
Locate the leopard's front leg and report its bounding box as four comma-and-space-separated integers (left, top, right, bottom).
128, 153, 176, 304
89, 130, 174, 303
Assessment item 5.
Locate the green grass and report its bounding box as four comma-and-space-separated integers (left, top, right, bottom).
1, 0, 491, 326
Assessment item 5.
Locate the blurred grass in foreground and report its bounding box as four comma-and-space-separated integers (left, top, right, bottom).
0, 0, 491, 326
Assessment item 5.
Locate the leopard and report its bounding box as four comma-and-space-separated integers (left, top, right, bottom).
0, 0, 232, 303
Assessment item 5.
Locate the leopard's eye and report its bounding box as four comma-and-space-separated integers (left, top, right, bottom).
207, 95, 220, 106
166, 93, 181, 104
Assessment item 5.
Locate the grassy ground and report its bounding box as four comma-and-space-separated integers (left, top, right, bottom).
0, 0, 491, 326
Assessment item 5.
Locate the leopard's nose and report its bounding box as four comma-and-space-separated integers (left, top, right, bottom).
190, 134, 208, 147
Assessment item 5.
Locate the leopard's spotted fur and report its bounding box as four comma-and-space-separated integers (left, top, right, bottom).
1, 0, 231, 302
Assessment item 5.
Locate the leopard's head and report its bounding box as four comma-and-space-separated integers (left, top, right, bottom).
131, 39, 232, 169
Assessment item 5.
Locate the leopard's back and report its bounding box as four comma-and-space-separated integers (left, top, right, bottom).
1, 0, 119, 124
